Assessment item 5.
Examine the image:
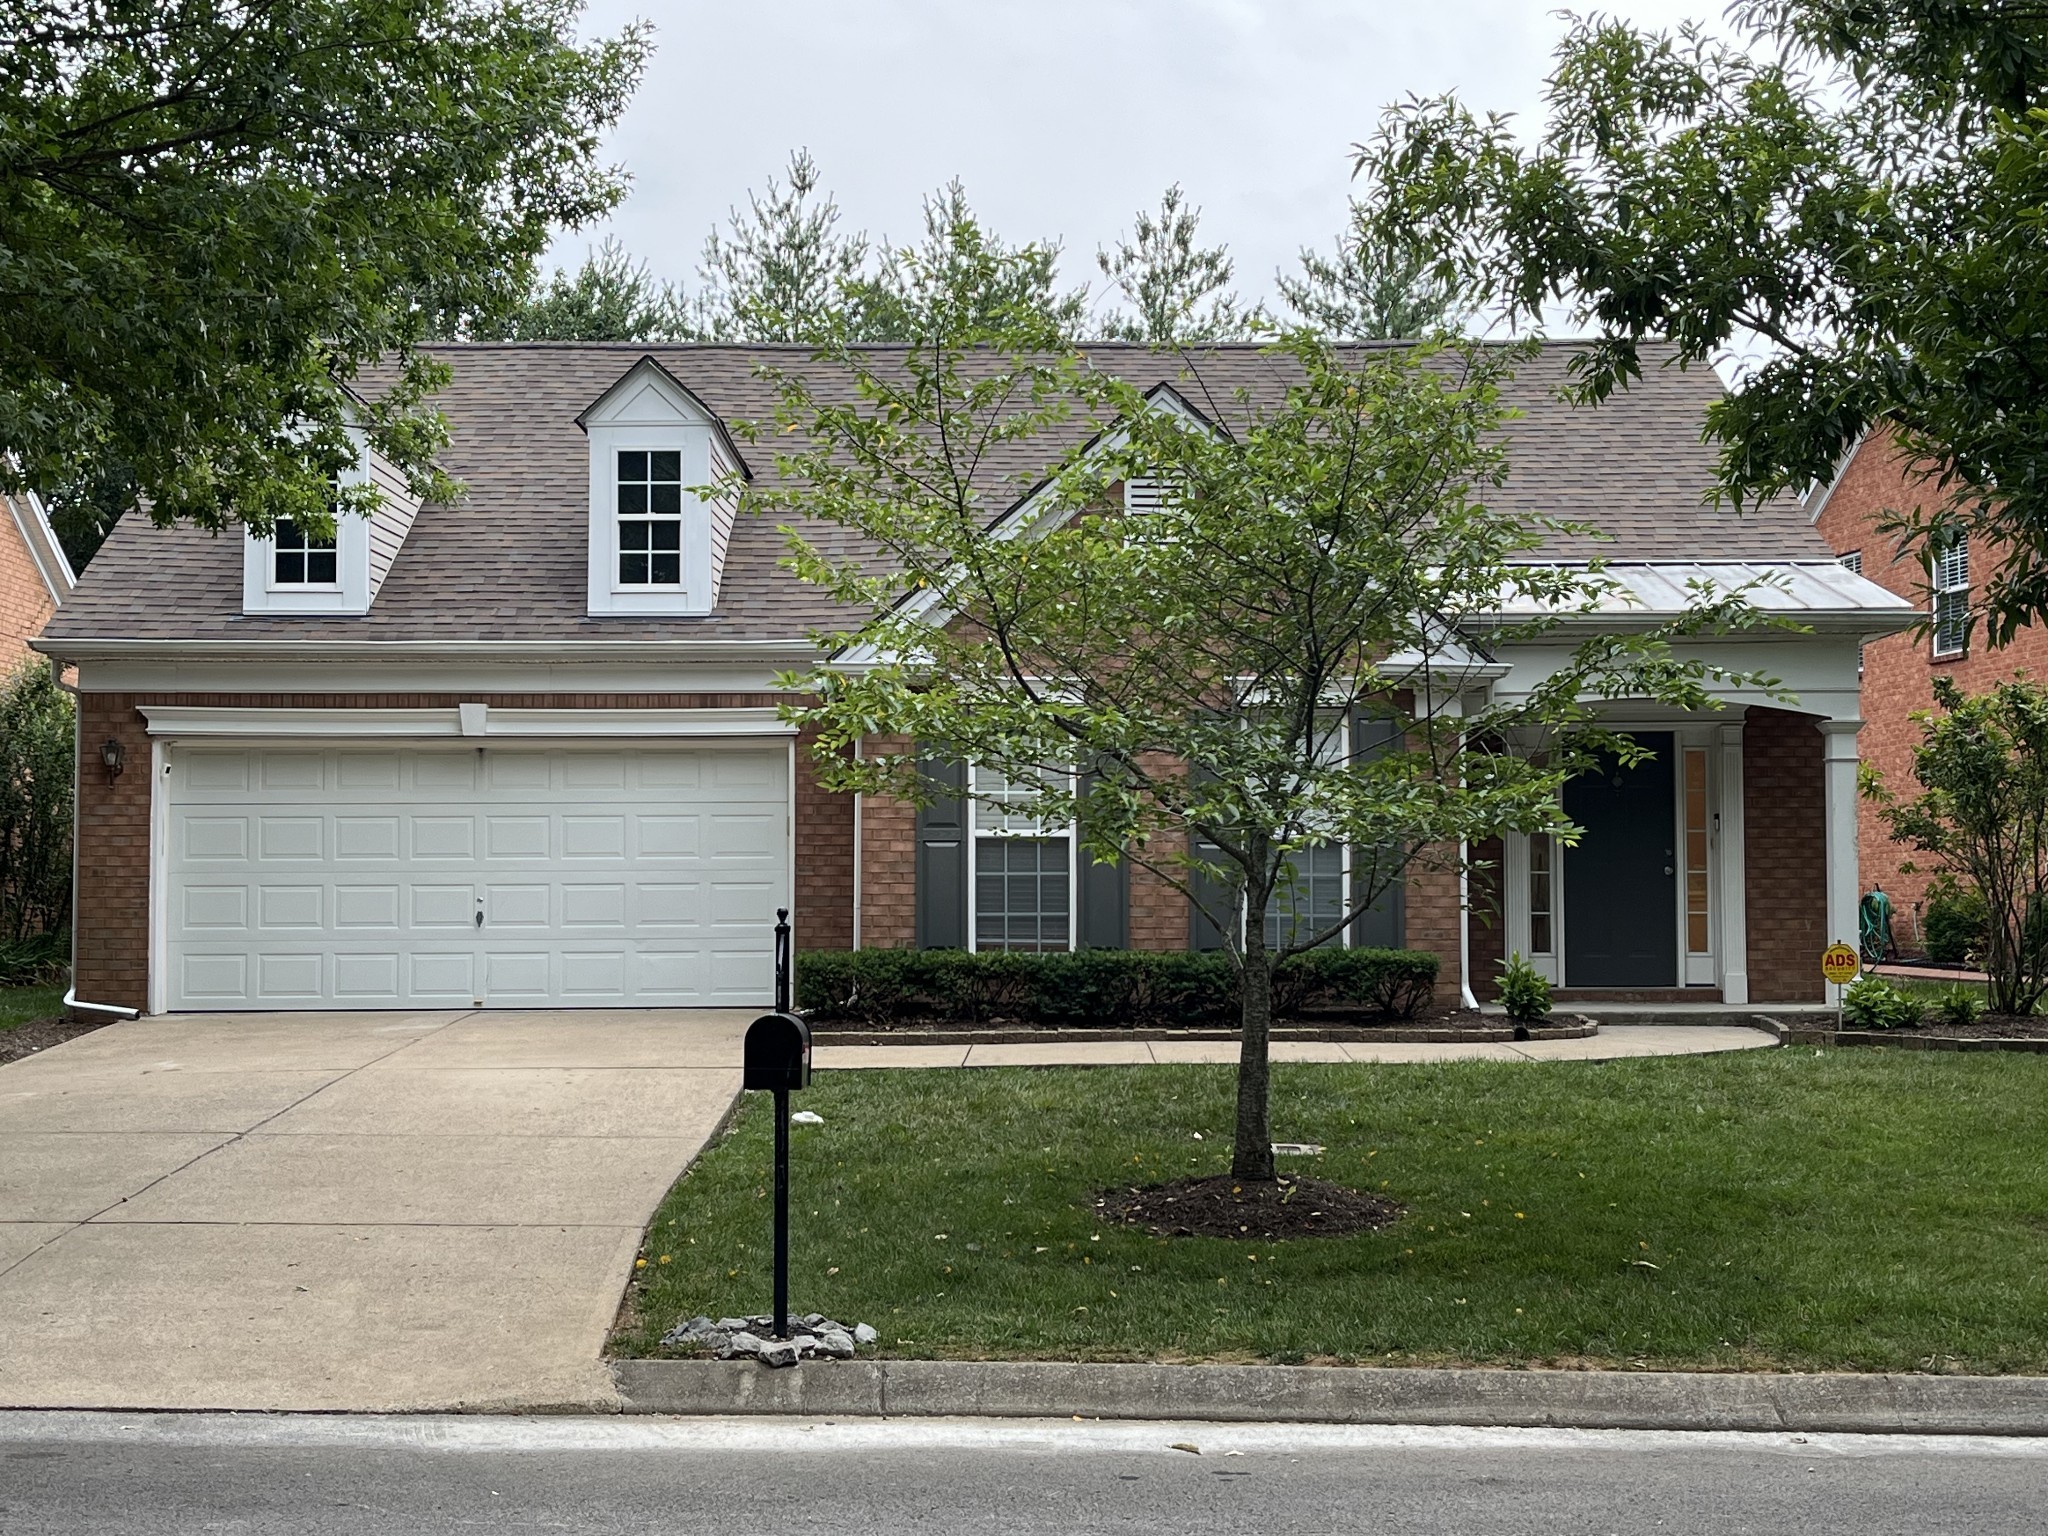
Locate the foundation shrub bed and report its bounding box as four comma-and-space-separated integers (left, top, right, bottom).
795, 947, 1438, 1028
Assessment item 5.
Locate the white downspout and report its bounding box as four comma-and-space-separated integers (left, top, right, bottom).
47, 658, 140, 1020
851, 737, 863, 951
1444, 690, 1479, 1010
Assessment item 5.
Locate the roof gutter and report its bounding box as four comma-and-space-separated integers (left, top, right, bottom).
29, 636, 825, 667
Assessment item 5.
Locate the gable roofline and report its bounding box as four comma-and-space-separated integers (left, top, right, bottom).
1804, 426, 1873, 525
573, 353, 754, 479
4, 487, 73, 605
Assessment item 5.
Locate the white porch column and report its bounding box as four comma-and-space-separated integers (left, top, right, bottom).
1716, 720, 1749, 1007
1818, 719, 1863, 953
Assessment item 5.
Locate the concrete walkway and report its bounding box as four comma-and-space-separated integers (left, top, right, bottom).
813, 1023, 1778, 1070
0, 1008, 749, 1413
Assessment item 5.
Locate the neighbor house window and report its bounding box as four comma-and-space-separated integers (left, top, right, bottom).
972, 766, 1072, 952
617, 449, 683, 586
272, 518, 337, 586
1528, 833, 1555, 955
1932, 531, 1969, 659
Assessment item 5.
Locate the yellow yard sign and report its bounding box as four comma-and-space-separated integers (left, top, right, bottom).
1821, 943, 1861, 987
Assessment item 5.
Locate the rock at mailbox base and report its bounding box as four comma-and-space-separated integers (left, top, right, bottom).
663, 1312, 878, 1367
757, 1339, 802, 1369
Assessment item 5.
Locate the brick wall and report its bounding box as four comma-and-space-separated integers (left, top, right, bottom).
0, 497, 58, 677
1466, 838, 1506, 1003
71, 692, 855, 1011
1744, 706, 1827, 1003
1813, 428, 2048, 941
858, 734, 917, 948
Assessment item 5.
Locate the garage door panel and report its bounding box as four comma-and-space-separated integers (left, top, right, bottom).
257, 817, 322, 861
167, 744, 786, 1010
257, 886, 323, 930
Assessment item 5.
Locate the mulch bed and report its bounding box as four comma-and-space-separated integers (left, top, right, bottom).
1908, 1016, 2048, 1041
1094, 1173, 1404, 1241
0, 1014, 106, 1066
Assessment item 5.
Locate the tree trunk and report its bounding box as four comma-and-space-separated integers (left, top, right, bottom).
1232, 928, 1276, 1182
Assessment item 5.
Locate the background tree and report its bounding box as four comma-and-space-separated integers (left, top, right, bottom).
1350, 1, 2048, 639
1278, 205, 1466, 340
0, 665, 73, 970
0, 0, 646, 544
695, 149, 869, 343
1870, 676, 2048, 1017
471, 237, 695, 343
1094, 184, 1260, 343
846, 181, 1086, 342
753, 280, 1768, 1182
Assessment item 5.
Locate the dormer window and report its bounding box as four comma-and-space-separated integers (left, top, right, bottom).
577, 355, 751, 618
616, 450, 684, 586
272, 518, 339, 587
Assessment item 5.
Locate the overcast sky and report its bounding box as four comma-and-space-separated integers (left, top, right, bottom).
553, 1, 1723, 320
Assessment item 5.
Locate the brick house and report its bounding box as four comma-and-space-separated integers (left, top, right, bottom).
36, 343, 1913, 1017
1808, 425, 2048, 950
0, 488, 73, 677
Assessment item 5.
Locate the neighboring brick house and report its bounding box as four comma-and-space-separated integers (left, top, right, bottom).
1809, 426, 2048, 951
0, 488, 73, 677
36, 342, 1913, 1016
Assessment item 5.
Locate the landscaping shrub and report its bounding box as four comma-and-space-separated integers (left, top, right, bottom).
1841, 974, 1924, 1031
0, 666, 72, 951
1495, 951, 1552, 1024
794, 946, 1438, 1027
1933, 984, 1984, 1029
1923, 878, 1990, 966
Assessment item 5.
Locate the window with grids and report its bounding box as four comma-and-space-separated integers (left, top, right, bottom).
617, 449, 684, 586
972, 766, 1071, 952
1265, 843, 1346, 950
272, 518, 337, 586
1527, 833, 1555, 955
1932, 531, 1969, 658
1838, 550, 1862, 575
1683, 748, 1711, 955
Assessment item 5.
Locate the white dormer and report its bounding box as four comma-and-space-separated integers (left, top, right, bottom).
577, 356, 748, 617
242, 421, 422, 616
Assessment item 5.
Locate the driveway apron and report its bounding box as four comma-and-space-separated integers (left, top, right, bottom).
0, 1009, 746, 1412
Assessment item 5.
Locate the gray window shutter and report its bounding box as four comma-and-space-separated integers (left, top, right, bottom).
915, 754, 968, 949
1075, 768, 1128, 949
1350, 709, 1406, 948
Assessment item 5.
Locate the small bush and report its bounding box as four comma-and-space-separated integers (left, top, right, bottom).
1495, 951, 1552, 1024
1923, 879, 1990, 966
794, 946, 1439, 1027
1841, 974, 1923, 1031
1932, 984, 1984, 1029
0, 665, 72, 949
0, 931, 67, 986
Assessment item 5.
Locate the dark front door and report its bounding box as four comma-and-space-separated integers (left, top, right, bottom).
1562, 735, 1677, 988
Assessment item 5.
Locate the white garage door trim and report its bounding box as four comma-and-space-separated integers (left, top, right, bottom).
147, 726, 796, 1014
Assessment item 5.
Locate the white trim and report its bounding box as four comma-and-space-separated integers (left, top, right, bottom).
1819, 718, 1862, 956
137, 705, 796, 740
7, 489, 75, 603
148, 735, 169, 1016
40, 638, 816, 667
1717, 718, 1748, 1006
1804, 427, 1871, 525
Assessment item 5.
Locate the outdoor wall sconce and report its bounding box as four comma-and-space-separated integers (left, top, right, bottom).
99, 737, 124, 785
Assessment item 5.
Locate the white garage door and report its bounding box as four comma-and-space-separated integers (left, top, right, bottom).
165, 743, 788, 1010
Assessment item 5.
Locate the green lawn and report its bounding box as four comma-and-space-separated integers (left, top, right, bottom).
0, 984, 62, 1031
615, 1051, 2048, 1373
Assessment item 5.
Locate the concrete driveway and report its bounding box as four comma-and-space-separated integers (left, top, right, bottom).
0, 1009, 747, 1413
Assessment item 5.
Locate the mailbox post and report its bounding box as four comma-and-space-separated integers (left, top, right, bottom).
744, 924, 810, 1340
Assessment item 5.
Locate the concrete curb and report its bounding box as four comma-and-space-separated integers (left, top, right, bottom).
609, 1359, 2048, 1435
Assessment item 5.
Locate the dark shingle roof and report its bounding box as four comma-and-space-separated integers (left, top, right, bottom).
44, 340, 1832, 647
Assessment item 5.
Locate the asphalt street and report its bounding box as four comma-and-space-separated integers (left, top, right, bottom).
1, 1412, 2045, 1535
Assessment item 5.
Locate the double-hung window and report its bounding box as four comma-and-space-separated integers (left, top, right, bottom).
1264, 712, 1351, 950
617, 450, 684, 587
272, 518, 338, 587
1932, 530, 1969, 659
971, 765, 1072, 952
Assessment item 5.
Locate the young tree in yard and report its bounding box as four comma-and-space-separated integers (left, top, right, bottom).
1095, 184, 1261, 343
1870, 676, 2048, 1017
1350, 2, 2048, 639
472, 237, 695, 343
0, 0, 648, 540
754, 284, 1770, 1181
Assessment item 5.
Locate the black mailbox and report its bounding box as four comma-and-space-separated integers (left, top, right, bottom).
744, 1012, 811, 1092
